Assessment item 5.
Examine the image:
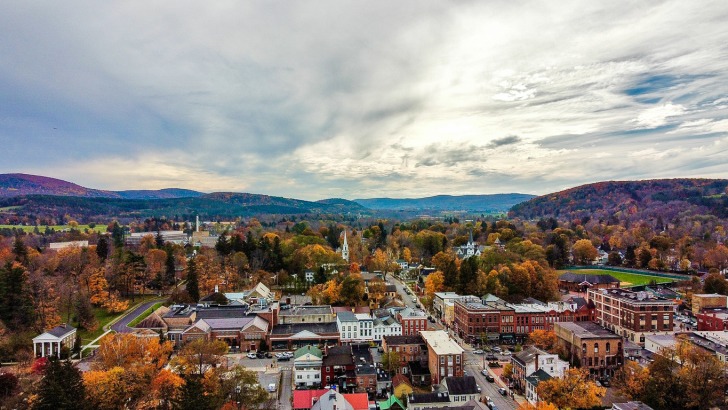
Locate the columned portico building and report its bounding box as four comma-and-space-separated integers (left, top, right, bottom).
33, 324, 76, 358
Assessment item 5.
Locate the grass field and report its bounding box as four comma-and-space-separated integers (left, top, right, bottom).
557, 269, 673, 286
0, 224, 108, 233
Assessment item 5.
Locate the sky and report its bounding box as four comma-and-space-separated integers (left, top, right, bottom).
1, 1, 728, 201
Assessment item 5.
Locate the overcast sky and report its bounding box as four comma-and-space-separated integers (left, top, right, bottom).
2, 1, 728, 200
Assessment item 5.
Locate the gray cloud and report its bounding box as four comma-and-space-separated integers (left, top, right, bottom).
1, 1, 728, 199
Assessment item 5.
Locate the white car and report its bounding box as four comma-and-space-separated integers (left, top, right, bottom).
246, 353, 257, 359
501, 351, 511, 356
472, 349, 484, 354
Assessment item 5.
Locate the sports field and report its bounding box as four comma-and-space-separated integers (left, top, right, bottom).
557, 269, 673, 286
0, 224, 107, 233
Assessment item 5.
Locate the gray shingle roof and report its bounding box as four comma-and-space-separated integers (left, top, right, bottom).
443, 376, 479, 395
47, 324, 76, 338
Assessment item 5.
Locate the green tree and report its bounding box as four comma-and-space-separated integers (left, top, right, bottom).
33, 358, 89, 410
96, 237, 109, 261
186, 257, 200, 302
174, 374, 215, 410
382, 351, 401, 375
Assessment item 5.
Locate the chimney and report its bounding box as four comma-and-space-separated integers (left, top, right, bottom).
196, 215, 200, 232
214, 285, 219, 293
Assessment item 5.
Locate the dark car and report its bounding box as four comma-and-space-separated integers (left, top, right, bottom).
486, 354, 497, 361
266, 352, 273, 358
278, 356, 290, 361
498, 387, 507, 396
485, 374, 495, 382
256, 352, 266, 358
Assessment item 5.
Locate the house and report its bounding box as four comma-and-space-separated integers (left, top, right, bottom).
293, 390, 369, 410
352, 344, 377, 394
379, 395, 406, 410
392, 374, 413, 399
433, 292, 461, 319
294, 345, 324, 388
33, 324, 76, 358
558, 273, 620, 293
407, 361, 431, 387
452, 231, 485, 259
442, 376, 480, 403
396, 260, 409, 271
611, 402, 654, 410
305, 271, 315, 282
396, 308, 428, 336
554, 321, 623, 378
321, 345, 356, 391
524, 369, 551, 405
511, 346, 569, 393
338, 311, 361, 344
382, 335, 428, 375
407, 392, 450, 410
373, 316, 402, 342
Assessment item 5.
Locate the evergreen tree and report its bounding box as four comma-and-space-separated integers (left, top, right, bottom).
625, 246, 637, 267
0, 262, 33, 329
186, 257, 200, 302
12, 236, 27, 265
458, 256, 478, 294
156, 230, 165, 248
215, 231, 231, 256
165, 249, 177, 286
96, 237, 109, 261
111, 222, 124, 248
313, 266, 328, 284
174, 374, 216, 410
33, 358, 88, 410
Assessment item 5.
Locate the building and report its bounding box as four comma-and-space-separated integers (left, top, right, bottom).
441, 376, 480, 403
373, 316, 402, 342
554, 321, 623, 377
433, 292, 461, 319
453, 296, 514, 345
692, 293, 727, 314
407, 392, 451, 410
126, 231, 187, 245
280, 305, 336, 324
420, 330, 464, 384
382, 335, 428, 375
589, 288, 675, 345
352, 344, 377, 394
396, 308, 428, 336
524, 369, 551, 406
179, 316, 269, 351
321, 345, 356, 390
294, 345, 324, 388
269, 322, 340, 350
337, 311, 360, 344
293, 390, 369, 410
646, 332, 728, 363
452, 231, 485, 259
341, 231, 350, 263
511, 346, 569, 393
33, 324, 76, 358
49, 240, 89, 250
697, 309, 728, 331
392, 374, 414, 399
558, 272, 620, 293
312, 389, 353, 410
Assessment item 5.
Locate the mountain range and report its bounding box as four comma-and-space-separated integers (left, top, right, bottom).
354, 194, 535, 212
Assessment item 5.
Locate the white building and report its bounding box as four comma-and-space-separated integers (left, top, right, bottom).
33, 324, 76, 358
294, 345, 323, 388
373, 316, 402, 342
355, 313, 373, 341
337, 311, 360, 344
49, 240, 89, 250
452, 231, 485, 259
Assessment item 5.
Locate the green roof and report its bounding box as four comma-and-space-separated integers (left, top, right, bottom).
294, 345, 323, 359
379, 395, 405, 410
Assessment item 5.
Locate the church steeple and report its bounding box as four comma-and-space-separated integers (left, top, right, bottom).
341, 230, 349, 262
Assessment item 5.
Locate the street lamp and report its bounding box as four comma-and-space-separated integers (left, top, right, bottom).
235, 385, 242, 410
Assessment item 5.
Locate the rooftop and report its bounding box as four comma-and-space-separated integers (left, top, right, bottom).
420, 331, 464, 355
280, 305, 334, 316
271, 322, 339, 335
443, 376, 479, 395
384, 335, 425, 346
559, 272, 620, 284
555, 321, 621, 339
591, 288, 671, 304
409, 392, 450, 404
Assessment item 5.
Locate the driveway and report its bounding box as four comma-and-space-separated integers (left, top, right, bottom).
111, 299, 164, 333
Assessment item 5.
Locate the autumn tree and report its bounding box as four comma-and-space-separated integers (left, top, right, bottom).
612, 360, 649, 401
517, 403, 558, 410
536, 368, 605, 410
93, 333, 173, 371
571, 239, 598, 265
152, 369, 184, 410
424, 271, 445, 298
381, 351, 401, 375
339, 273, 365, 306
528, 330, 558, 352
171, 338, 229, 376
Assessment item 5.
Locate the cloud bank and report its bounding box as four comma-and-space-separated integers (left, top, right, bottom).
1, 1, 727, 199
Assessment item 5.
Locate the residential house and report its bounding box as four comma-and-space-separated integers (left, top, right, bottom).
382, 335, 428, 375
321, 345, 356, 391
407, 392, 450, 410
442, 376, 480, 404
379, 395, 406, 410
396, 308, 428, 336
524, 369, 551, 406
392, 374, 413, 399
294, 345, 324, 388
373, 316, 402, 342
33, 324, 76, 358
511, 346, 569, 393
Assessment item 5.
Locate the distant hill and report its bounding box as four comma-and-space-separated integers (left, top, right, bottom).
0, 173, 203, 199
354, 194, 535, 212
509, 178, 728, 222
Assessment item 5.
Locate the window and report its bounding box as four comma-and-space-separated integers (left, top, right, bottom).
594, 343, 599, 353
440, 356, 444, 364
606, 343, 610, 353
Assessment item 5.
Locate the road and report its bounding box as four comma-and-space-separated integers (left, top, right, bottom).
465, 352, 517, 410
111, 299, 164, 333
390, 275, 444, 330
279, 367, 292, 410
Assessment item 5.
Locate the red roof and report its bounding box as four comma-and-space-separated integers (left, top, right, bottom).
392, 374, 412, 388
293, 389, 327, 410
292, 390, 369, 410
343, 393, 369, 410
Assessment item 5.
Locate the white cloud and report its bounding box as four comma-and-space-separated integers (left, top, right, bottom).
633, 103, 686, 129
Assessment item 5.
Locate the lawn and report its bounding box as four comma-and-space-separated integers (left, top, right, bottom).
0, 224, 108, 233
78, 307, 119, 344
558, 269, 672, 286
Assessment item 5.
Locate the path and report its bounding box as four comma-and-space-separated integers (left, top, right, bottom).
111, 299, 164, 333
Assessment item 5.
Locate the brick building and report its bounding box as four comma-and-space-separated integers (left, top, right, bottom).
554, 321, 623, 377
692, 293, 727, 314
589, 288, 674, 345
381, 334, 428, 375
558, 272, 620, 293
420, 330, 464, 384
453, 296, 513, 344
396, 308, 428, 336
321, 345, 356, 391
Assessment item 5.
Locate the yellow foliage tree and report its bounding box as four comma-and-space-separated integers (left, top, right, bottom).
536, 368, 605, 410
528, 329, 558, 353
424, 271, 445, 298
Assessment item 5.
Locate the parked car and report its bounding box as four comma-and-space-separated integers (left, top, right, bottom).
268, 383, 276, 392
492, 346, 501, 352
473, 349, 484, 354
498, 387, 507, 396
486, 354, 497, 361
278, 356, 290, 361
266, 352, 272, 358
246, 353, 257, 359
481, 369, 488, 376
485, 374, 495, 382
501, 351, 511, 356
256, 352, 266, 358
275, 353, 284, 358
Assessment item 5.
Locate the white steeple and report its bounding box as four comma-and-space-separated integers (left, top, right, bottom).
341, 230, 349, 263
